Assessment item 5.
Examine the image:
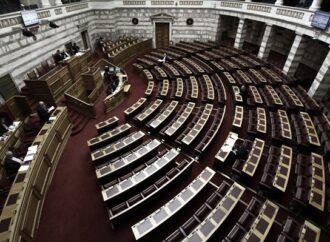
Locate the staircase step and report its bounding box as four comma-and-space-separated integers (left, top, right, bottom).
67, 108, 91, 136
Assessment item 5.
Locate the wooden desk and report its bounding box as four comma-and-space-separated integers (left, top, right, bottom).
160, 79, 169, 97
183, 183, 245, 242
173, 60, 193, 76
163, 63, 180, 78
102, 148, 179, 203
96, 139, 161, 180
181, 104, 213, 146
95, 116, 119, 134
87, 123, 131, 150
265, 85, 283, 106
242, 138, 265, 177
131, 167, 215, 240
261, 67, 282, 83
135, 99, 163, 123
300, 112, 320, 147
223, 72, 236, 85
175, 78, 184, 98
299, 220, 321, 242
273, 145, 292, 192
242, 200, 279, 242
145, 81, 154, 96
232, 86, 243, 103
202, 75, 215, 101
233, 106, 244, 128
249, 86, 263, 105
309, 153, 325, 211
183, 58, 205, 75
165, 102, 195, 137
211, 61, 225, 72
189, 76, 199, 100
237, 70, 252, 84
256, 108, 267, 134
214, 132, 239, 163
232, 57, 251, 69
91, 131, 145, 162
154, 66, 167, 79
282, 85, 304, 108
124, 97, 147, 117
0, 107, 71, 242
148, 101, 178, 130
278, 110, 292, 140
142, 69, 153, 82
0, 121, 23, 168
249, 69, 267, 84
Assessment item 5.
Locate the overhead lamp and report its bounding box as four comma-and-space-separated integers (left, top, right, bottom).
49, 21, 60, 28
22, 28, 37, 40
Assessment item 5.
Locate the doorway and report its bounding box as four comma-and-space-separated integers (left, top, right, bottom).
155, 23, 170, 48
81, 30, 90, 50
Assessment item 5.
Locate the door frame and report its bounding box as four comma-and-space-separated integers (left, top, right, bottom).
151, 13, 175, 48
154, 22, 170, 49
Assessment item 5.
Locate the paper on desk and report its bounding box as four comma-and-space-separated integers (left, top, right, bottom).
24, 154, 34, 163
28, 145, 38, 153
49, 116, 56, 121
19, 164, 29, 172
48, 106, 55, 112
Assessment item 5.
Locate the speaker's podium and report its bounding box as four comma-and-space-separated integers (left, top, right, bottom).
61, 49, 92, 82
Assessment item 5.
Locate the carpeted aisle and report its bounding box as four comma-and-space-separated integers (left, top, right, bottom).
36, 58, 147, 242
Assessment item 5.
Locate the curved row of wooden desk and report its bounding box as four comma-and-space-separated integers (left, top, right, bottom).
0, 107, 72, 241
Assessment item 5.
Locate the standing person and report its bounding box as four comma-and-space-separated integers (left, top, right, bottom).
36, 101, 50, 124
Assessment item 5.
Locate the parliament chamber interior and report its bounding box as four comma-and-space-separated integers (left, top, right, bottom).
1, 0, 330, 241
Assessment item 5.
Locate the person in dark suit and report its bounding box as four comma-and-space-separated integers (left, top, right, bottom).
4, 151, 23, 174
36, 101, 50, 123
0, 118, 9, 135
54, 50, 64, 64
72, 43, 80, 54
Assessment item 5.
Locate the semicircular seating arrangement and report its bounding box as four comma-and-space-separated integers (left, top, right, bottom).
89, 40, 330, 242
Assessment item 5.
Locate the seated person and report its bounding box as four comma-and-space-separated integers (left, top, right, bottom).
4, 151, 24, 174
232, 144, 248, 159
0, 118, 9, 135
36, 101, 50, 123
72, 42, 80, 54
158, 53, 167, 64
240, 85, 248, 97
54, 50, 64, 63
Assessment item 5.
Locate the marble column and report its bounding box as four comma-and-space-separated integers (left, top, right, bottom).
258, 24, 274, 60
41, 0, 51, 7
308, 50, 330, 100
275, 0, 284, 6
234, 18, 247, 50
55, 0, 63, 5
282, 33, 307, 77
309, 0, 322, 11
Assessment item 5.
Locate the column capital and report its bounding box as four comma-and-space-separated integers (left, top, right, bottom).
55, 0, 63, 6
295, 32, 304, 37
274, 0, 284, 6
41, 0, 51, 8
309, 0, 322, 11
